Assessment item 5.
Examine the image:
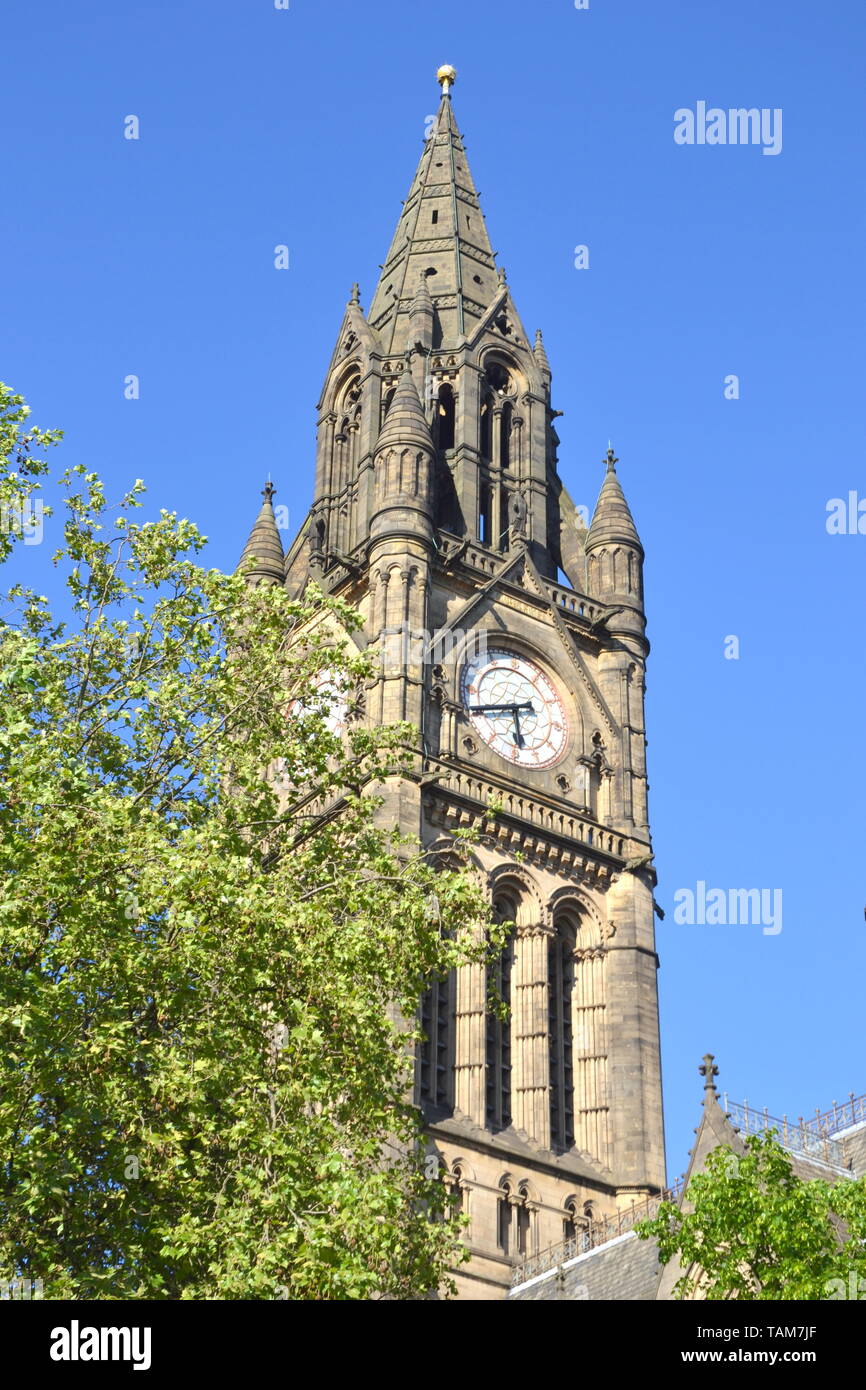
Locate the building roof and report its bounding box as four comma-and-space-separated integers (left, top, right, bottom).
508, 1056, 866, 1301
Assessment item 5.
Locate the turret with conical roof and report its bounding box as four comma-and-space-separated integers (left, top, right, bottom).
370, 358, 435, 546
237, 481, 285, 587
585, 447, 645, 628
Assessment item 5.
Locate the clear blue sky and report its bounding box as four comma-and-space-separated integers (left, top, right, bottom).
4, 0, 865, 1180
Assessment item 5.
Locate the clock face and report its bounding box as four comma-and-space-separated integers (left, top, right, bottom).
289, 670, 349, 737
460, 649, 568, 768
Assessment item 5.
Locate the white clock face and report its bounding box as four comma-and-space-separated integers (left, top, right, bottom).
461, 649, 568, 768
289, 669, 349, 737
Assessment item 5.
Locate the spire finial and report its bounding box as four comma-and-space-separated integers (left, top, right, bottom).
699, 1054, 719, 1095
498, 265, 507, 286
262, 478, 276, 504
349, 282, 360, 305
604, 445, 618, 473
436, 64, 457, 96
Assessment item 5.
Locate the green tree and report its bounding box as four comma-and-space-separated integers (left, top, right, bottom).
0, 383, 500, 1300
638, 1131, 866, 1300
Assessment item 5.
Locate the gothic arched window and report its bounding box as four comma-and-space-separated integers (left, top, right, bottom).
563, 1197, 579, 1244
516, 1182, 533, 1256
419, 963, 454, 1112
435, 382, 455, 453
497, 1178, 513, 1252
548, 921, 576, 1150
500, 401, 513, 470
450, 1161, 467, 1215
486, 897, 515, 1131
479, 390, 494, 460
478, 360, 518, 475
478, 483, 493, 546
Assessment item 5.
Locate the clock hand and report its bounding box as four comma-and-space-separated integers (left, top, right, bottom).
468, 700, 534, 748
468, 701, 534, 714
512, 705, 524, 748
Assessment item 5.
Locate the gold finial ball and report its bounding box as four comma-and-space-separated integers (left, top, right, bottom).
437, 64, 457, 92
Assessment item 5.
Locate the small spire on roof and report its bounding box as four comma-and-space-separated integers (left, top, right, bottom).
533, 329, 551, 374
436, 64, 457, 96
237, 478, 284, 585
349, 282, 360, 305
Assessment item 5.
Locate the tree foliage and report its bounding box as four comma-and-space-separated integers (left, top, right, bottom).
638, 1130, 866, 1300
0, 383, 500, 1299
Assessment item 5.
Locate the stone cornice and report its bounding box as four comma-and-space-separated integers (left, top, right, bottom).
424, 759, 639, 884
426, 1112, 615, 1186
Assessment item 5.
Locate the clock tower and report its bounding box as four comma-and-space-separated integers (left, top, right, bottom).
241, 66, 666, 1299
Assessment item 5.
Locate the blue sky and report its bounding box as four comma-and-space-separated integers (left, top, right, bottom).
4, 0, 865, 1179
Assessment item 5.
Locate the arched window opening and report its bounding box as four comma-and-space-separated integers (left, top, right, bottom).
516, 1183, 533, 1256
500, 485, 511, 551
479, 391, 494, 460
449, 1162, 467, 1215
500, 401, 513, 470
548, 924, 576, 1150
497, 1181, 513, 1253
336, 372, 361, 425
563, 1197, 579, 1245
485, 361, 512, 394
419, 964, 454, 1111
435, 383, 455, 452
478, 482, 493, 545
486, 897, 515, 1131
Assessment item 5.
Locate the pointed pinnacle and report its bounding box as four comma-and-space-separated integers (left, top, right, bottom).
533, 329, 551, 374
238, 481, 284, 583
587, 449, 642, 550
699, 1054, 719, 1095
376, 362, 433, 452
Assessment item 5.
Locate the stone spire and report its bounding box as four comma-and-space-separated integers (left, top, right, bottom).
366, 67, 500, 353
587, 447, 642, 550
533, 328, 551, 377
375, 358, 434, 454
237, 480, 285, 586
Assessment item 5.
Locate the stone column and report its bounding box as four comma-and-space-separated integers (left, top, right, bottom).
512, 924, 552, 1146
